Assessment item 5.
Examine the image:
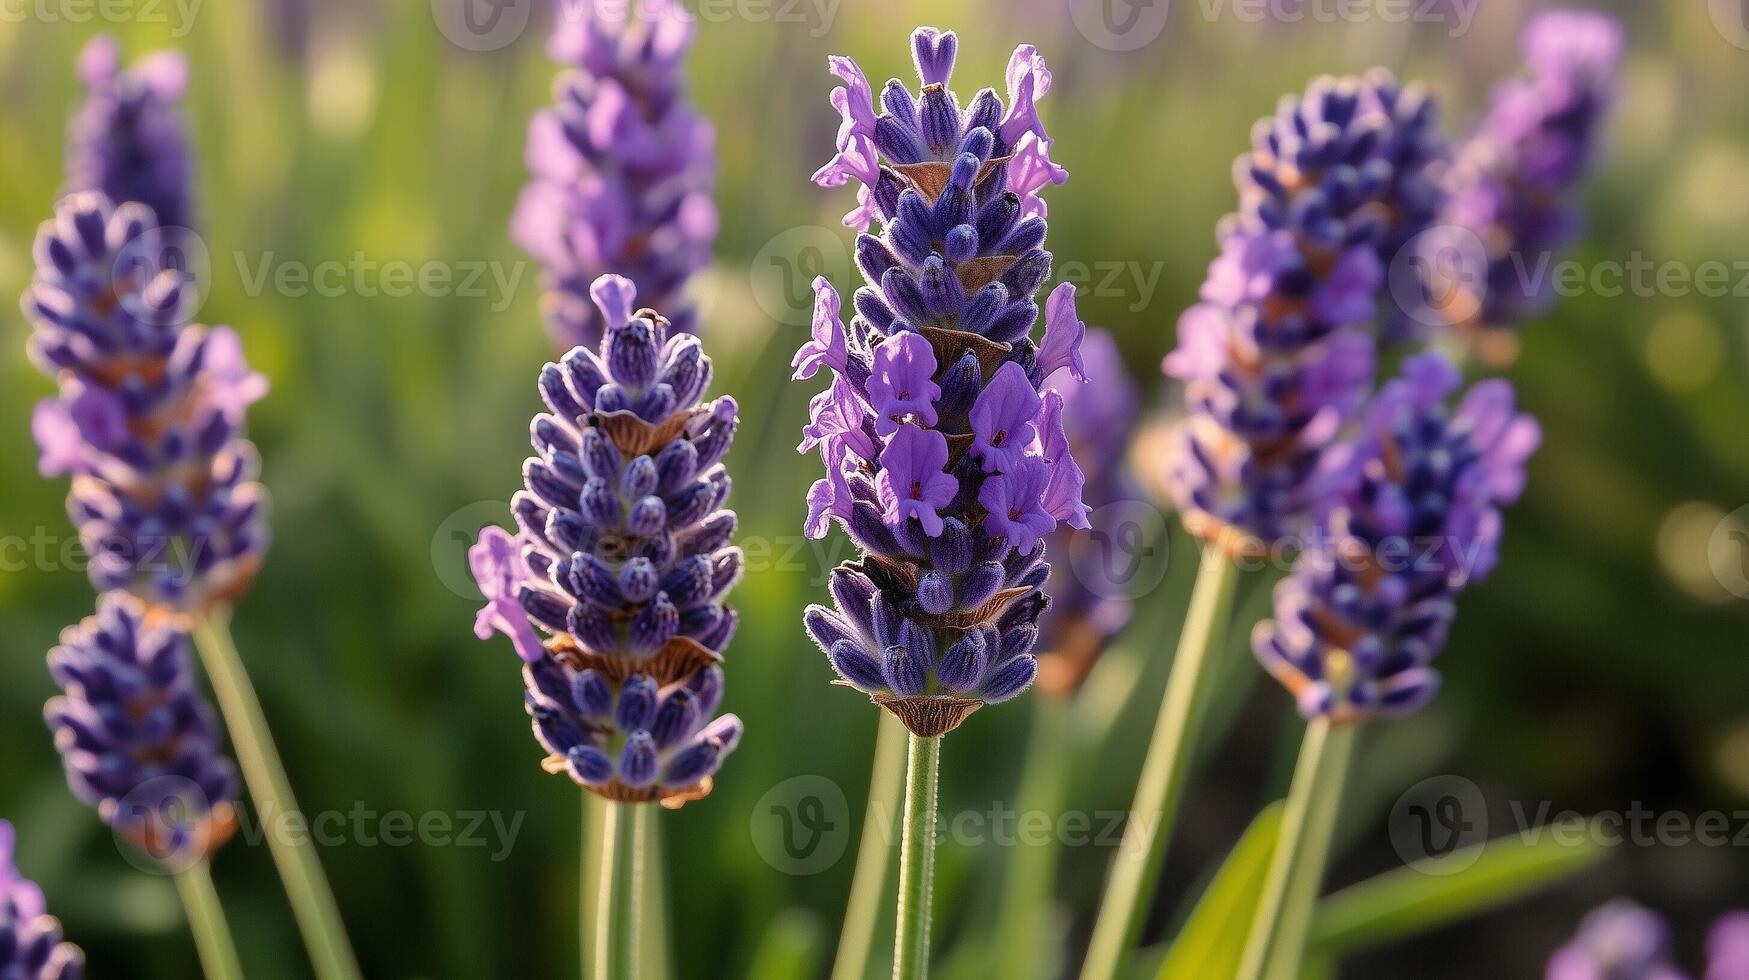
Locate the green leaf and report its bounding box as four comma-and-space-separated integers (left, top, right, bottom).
1156, 803, 1286, 980
1308, 820, 1606, 954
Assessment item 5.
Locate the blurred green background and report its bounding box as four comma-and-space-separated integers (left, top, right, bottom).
2, 1, 1748, 977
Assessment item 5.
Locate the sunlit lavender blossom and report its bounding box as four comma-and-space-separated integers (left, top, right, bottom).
44, 594, 239, 865
1164, 72, 1445, 551
24, 193, 269, 612
1252, 353, 1538, 723
470, 275, 742, 804
796, 27, 1088, 737
65, 36, 195, 235
1434, 9, 1621, 336
1707, 913, 1749, 980
1034, 330, 1141, 697
0, 821, 83, 980
512, 0, 718, 351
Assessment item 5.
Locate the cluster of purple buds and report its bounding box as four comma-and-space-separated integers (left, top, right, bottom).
25, 193, 269, 613
43, 595, 239, 865
471, 275, 742, 805
0, 822, 83, 980
1163, 70, 1447, 552
1546, 900, 1749, 980
797, 28, 1090, 737
1034, 330, 1141, 697
1432, 9, 1622, 338
512, 0, 718, 352
64, 36, 195, 238
1252, 353, 1538, 724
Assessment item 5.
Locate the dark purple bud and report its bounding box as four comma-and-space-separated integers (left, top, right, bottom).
919, 84, 960, 157
619, 557, 659, 602
619, 732, 659, 787
944, 224, 978, 264
660, 555, 713, 607
580, 478, 622, 527
830, 639, 886, 691
937, 633, 989, 693
567, 746, 613, 784
630, 594, 679, 652
883, 645, 929, 697
649, 689, 697, 748
928, 518, 974, 574
981, 655, 1037, 703
917, 572, 953, 615
616, 674, 659, 732
857, 233, 901, 283
571, 669, 613, 718
607, 317, 660, 391
654, 439, 698, 492
627, 496, 667, 537
881, 266, 931, 325
959, 562, 1005, 610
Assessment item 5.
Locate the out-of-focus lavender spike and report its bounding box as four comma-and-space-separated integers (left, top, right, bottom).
44, 594, 239, 866
0, 821, 85, 980
512, 0, 718, 352
65, 35, 196, 235
1252, 353, 1539, 725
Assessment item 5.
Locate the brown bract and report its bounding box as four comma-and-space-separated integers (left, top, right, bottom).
540, 757, 716, 809
545, 634, 723, 688
871, 692, 983, 738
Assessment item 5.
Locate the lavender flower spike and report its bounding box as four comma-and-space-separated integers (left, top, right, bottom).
1433, 10, 1622, 341
470, 274, 742, 806
0, 822, 83, 980
1034, 330, 1141, 697
1164, 71, 1447, 552
65, 35, 195, 235
512, 0, 718, 352
796, 27, 1089, 737
45, 594, 240, 866
24, 193, 270, 613
1547, 900, 1690, 980
1253, 353, 1539, 724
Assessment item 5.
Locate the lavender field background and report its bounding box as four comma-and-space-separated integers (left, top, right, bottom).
2, 1, 1748, 977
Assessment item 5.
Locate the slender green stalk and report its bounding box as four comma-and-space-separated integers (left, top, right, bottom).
993, 695, 1072, 977
596, 801, 644, 980
893, 733, 940, 980
1081, 547, 1240, 980
175, 860, 246, 980
641, 806, 671, 980
582, 793, 602, 979
191, 614, 361, 980
1237, 718, 1357, 980
831, 712, 907, 980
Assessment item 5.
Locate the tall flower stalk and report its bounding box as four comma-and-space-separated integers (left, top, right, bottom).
1084, 70, 1445, 980
470, 274, 744, 978
513, 0, 718, 352
0, 821, 84, 980
796, 28, 1086, 979
27, 41, 360, 978
1237, 353, 1539, 980
44, 595, 245, 980
1427, 9, 1622, 357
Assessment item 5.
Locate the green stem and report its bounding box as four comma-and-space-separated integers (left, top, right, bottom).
1081, 547, 1240, 980
596, 801, 644, 980
831, 712, 907, 980
175, 860, 246, 980
892, 733, 940, 980
191, 614, 361, 980
1237, 718, 1357, 980
640, 805, 671, 980
582, 793, 603, 979
994, 695, 1072, 978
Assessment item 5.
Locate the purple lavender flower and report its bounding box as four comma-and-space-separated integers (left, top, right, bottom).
1252, 353, 1539, 723
470, 274, 742, 805
1034, 330, 1141, 697
23, 193, 270, 612
1707, 912, 1749, 980
796, 28, 1089, 737
44, 594, 239, 866
1433, 10, 1621, 338
0, 822, 83, 980
512, 0, 717, 352
1547, 900, 1689, 980
65, 36, 195, 235
1163, 70, 1448, 551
